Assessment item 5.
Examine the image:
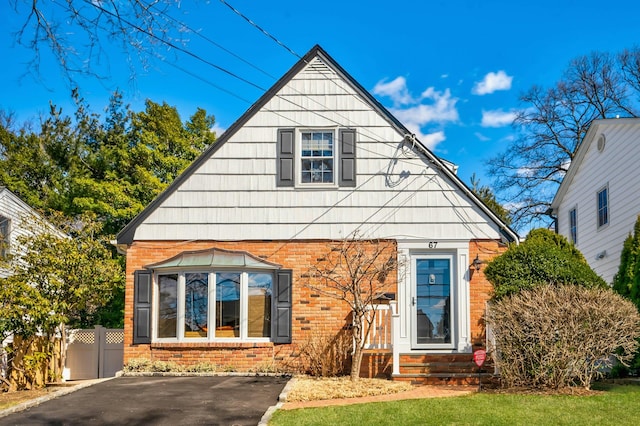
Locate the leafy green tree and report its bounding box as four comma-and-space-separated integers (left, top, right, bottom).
0, 92, 216, 235
0, 92, 216, 340
484, 228, 607, 299
613, 215, 640, 309
0, 214, 123, 386
470, 174, 511, 225
612, 215, 640, 375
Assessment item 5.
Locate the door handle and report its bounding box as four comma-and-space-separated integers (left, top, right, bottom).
412, 297, 416, 306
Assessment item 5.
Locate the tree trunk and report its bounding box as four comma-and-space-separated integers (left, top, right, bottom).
350, 311, 365, 381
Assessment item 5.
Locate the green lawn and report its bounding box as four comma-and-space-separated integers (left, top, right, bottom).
270, 384, 640, 426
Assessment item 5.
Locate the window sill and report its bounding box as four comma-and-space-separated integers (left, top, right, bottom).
151, 341, 274, 349
295, 184, 339, 190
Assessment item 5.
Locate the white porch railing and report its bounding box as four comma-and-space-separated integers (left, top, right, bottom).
362, 304, 393, 350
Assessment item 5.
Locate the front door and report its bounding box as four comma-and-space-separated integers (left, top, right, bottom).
411, 255, 454, 349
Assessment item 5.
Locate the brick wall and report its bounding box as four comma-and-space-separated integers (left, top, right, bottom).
123, 238, 505, 375
124, 239, 397, 373
468, 239, 508, 347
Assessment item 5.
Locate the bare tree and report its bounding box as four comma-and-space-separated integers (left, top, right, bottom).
305, 235, 398, 381
489, 49, 640, 229
9, 0, 186, 83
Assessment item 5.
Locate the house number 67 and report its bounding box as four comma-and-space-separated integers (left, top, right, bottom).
428, 241, 438, 248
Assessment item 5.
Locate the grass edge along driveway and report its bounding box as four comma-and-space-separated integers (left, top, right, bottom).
270, 384, 640, 426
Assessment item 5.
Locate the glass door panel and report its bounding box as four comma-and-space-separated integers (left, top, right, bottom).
415, 258, 452, 346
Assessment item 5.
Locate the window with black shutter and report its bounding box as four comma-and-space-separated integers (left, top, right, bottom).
276, 128, 357, 188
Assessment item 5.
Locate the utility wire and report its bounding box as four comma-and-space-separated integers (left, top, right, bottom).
140, 0, 277, 80
82, 0, 267, 92
218, 0, 301, 59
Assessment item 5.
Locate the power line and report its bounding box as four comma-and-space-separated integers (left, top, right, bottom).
139, 0, 277, 80
81, 0, 267, 92
218, 0, 301, 59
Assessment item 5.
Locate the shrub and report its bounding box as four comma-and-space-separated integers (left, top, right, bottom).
612, 215, 640, 376
487, 285, 640, 389
484, 228, 607, 299
123, 358, 183, 373
297, 331, 352, 377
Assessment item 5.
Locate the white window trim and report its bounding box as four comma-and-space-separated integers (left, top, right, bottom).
394, 241, 471, 357
410, 252, 457, 350
596, 184, 609, 230
296, 127, 338, 188
152, 268, 273, 343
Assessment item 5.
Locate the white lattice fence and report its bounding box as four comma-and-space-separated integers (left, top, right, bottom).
66, 326, 124, 380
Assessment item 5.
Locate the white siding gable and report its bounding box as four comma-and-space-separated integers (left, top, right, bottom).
0, 188, 58, 278
553, 119, 640, 283
129, 51, 512, 243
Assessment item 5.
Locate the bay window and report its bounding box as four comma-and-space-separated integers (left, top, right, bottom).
155, 270, 272, 341
133, 248, 292, 345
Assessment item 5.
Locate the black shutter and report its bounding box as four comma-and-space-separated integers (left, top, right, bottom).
277, 129, 295, 187
272, 269, 292, 344
339, 129, 356, 187
133, 270, 152, 344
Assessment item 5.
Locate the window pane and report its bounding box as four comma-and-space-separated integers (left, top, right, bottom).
216, 272, 240, 338
301, 131, 334, 184
415, 259, 451, 345
569, 209, 577, 244
185, 273, 208, 338
248, 273, 273, 338
598, 188, 608, 227
158, 274, 178, 338
0, 216, 9, 259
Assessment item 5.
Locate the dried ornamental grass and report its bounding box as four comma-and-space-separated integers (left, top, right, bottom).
286, 376, 413, 402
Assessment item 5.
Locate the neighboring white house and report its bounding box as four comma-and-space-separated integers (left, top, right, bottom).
550, 118, 640, 283
0, 186, 63, 278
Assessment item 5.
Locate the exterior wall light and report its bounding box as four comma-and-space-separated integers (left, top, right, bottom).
472, 255, 483, 272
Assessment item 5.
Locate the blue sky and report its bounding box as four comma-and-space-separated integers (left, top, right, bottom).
2, 0, 640, 188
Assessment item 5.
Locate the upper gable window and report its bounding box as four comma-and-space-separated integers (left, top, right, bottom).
0, 215, 9, 259
597, 186, 609, 228
277, 128, 356, 188
301, 131, 334, 184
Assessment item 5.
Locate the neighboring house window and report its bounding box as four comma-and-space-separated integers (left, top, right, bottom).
301, 131, 334, 184
276, 128, 356, 188
156, 270, 274, 340
597, 186, 609, 228
569, 208, 577, 244
0, 215, 9, 259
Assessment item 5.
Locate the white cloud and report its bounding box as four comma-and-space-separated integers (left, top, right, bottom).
472, 70, 513, 95
393, 88, 459, 125
481, 109, 516, 127
373, 78, 459, 150
372, 76, 414, 106
474, 132, 490, 142
211, 123, 226, 137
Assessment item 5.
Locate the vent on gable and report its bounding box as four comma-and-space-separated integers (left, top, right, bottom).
596, 134, 606, 152
307, 57, 331, 73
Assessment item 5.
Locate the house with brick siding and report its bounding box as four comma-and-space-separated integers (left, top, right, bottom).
115, 45, 518, 383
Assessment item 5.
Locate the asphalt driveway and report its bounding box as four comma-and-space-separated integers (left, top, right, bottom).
0, 376, 289, 426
